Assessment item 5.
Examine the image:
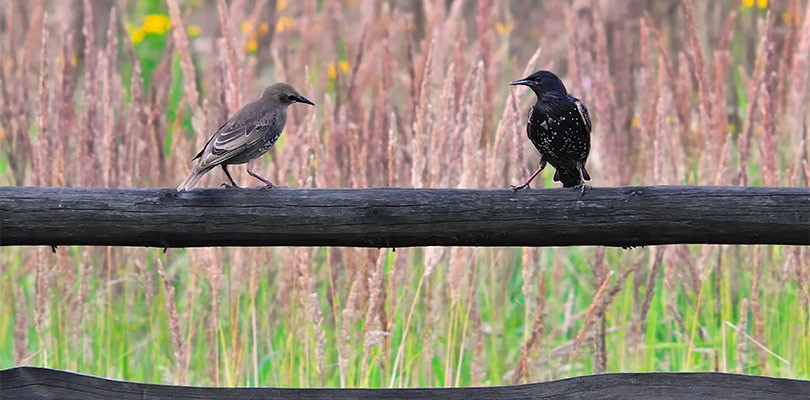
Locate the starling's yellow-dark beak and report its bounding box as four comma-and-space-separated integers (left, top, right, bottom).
510, 78, 531, 86
297, 95, 315, 106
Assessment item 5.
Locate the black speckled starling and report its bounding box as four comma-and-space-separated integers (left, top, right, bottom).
177, 83, 314, 191
509, 70, 592, 193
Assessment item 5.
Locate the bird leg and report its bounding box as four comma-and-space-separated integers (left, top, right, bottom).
574, 162, 591, 195
512, 159, 546, 192
247, 159, 275, 188
221, 165, 241, 188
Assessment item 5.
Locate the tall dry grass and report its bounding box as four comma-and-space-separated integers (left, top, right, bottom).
1, 0, 808, 386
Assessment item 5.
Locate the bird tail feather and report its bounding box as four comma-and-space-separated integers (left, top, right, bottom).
177, 168, 209, 192
553, 165, 590, 188
553, 169, 579, 188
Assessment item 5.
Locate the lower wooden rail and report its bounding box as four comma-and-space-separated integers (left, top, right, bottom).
1, 367, 808, 399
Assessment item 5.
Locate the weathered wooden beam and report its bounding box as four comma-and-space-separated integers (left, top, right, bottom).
0, 186, 807, 248
1, 367, 808, 399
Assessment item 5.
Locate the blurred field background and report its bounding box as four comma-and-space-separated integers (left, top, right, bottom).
1, 0, 809, 387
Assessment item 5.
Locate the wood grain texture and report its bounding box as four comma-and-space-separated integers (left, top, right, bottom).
1, 367, 808, 400
1, 186, 808, 248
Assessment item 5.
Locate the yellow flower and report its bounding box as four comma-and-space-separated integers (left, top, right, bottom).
339, 60, 350, 74
327, 61, 338, 80
187, 24, 202, 38
631, 116, 640, 128
277, 0, 288, 11
241, 21, 252, 33
276, 15, 294, 33
496, 20, 513, 36
259, 22, 269, 34
757, 0, 768, 8
143, 14, 171, 35
0, 126, 6, 141
131, 28, 145, 44
741, 0, 754, 8
246, 38, 258, 54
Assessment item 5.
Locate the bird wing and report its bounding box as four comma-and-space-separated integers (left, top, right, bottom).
194, 111, 279, 169
526, 107, 555, 152
571, 96, 592, 133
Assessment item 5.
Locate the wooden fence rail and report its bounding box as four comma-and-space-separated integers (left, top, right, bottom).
2, 367, 808, 399
1, 186, 808, 248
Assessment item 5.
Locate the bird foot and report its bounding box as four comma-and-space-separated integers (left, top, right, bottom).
573, 184, 591, 195
256, 183, 275, 190
221, 182, 241, 189
511, 183, 531, 192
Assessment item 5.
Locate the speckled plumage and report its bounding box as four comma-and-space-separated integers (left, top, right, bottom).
177, 83, 314, 191
510, 70, 592, 191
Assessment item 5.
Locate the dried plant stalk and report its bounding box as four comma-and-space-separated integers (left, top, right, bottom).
410, 39, 435, 188
430, 62, 456, 187
217, 0, 242, 114
788, 1, 810, 132
101, 7, 118, 187
361, 250, 387, 384
513, 273, 546, 384
759, 11, 779, 186
387, 111, 399, 186
79, 0, 97, 187
14, 282, 28, 364
157, 257, 187, 385
123, 32, 144, 187
99, 52, 112, 187
167, 0, 204, 138
34, 249, 48, 346
34, 11, 49, 186
736, 298, 749, 374
636, 248, 665, 342
338, 279, 359, 387
737, 31, 766, 185
570, 270, 613, 363
682, 0, 716, 182
459, 61, 484, 188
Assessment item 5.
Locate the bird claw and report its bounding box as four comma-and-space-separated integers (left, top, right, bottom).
574, 184, 591, 195
256, 183, 275, 190
511, 183, 530, 192
221, 182, 241, 189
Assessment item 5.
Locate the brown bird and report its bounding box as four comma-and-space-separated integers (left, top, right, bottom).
177, 83, 314, 191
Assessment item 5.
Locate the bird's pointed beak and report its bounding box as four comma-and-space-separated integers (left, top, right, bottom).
510, 78, 531, 86
297, 95, 315, 106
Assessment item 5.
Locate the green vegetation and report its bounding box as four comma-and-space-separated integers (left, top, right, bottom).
1, 0, 808, 387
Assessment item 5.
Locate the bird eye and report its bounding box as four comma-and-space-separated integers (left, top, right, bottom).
287, 94, 297, 102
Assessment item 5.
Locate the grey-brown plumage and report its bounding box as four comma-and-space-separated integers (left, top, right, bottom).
177, 83, 314, 191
